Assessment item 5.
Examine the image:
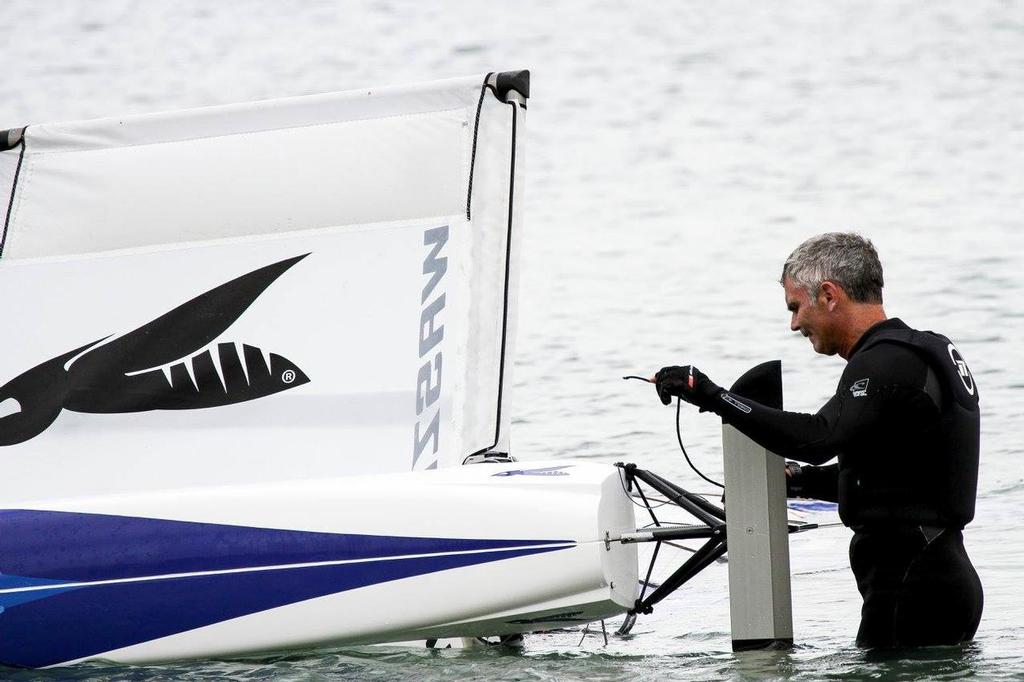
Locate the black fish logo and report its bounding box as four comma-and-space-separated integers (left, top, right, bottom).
0, 254, 311, 446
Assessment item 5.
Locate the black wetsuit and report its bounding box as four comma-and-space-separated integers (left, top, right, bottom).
700, 318, 983, 648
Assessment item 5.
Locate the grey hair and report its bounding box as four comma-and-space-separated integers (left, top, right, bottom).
780, 233, 884, 304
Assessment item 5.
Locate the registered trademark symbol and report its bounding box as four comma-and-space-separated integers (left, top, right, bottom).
281, 369, 296, 384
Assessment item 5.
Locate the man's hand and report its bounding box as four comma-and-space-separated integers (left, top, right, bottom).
654, 365, 721, 408
784, 461, 804, 498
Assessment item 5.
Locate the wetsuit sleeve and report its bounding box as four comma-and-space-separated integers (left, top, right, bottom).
697, 344, 938, 466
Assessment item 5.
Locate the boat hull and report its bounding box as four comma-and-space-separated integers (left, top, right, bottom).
0, 461, 636, 667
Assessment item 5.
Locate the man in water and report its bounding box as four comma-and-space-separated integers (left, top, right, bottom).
655, 232, 982, 648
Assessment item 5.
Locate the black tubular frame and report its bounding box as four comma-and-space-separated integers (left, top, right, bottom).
615, 461, 822, 623
616, 462, 728, 616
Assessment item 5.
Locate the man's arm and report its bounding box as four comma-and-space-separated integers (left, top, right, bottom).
656, 343, 938, 465
709, 391, 846, 465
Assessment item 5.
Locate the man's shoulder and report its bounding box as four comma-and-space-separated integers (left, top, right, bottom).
852, 319, 955, 363
857, 321, 979, 406
841, 338, 930, 389
861, 318, 955, 347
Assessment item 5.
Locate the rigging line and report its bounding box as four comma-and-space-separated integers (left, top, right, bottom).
464, 95, 519, 461
617, 467, 672, 512
630, 494, 672, 509
635, 492, 722, 507
662, 540, 728, 564
663, 541, 698, 554
624, 471, 667, 612
634, 477, 662, 528
676, 397, 724, 489
637, 540, 662, 607
638, 521, 705, 531
489, 99, 517, 450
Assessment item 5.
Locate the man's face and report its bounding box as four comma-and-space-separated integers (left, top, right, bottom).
783, 277, 838, 355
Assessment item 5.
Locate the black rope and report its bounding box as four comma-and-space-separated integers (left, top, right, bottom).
676, 397, 724, 489
464, 74, 491, 220
621, 375, 723, 489
463, 92, 520, 461
616, 465, 672, 513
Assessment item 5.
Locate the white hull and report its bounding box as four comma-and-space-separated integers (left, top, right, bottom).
0, 461, 637, 667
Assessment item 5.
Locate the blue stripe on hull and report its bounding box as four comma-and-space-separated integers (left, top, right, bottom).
0, 509, 563, 581
0, 574, 76, 610
0, 510, 574, 667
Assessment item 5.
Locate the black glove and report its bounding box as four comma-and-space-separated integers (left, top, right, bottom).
785, 461, 805, 498
654, 365, 721, 409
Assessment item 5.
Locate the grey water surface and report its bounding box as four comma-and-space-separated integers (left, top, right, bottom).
1, 1, 1022, 679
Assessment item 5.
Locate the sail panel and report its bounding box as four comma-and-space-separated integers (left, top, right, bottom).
1, 78, 484, 260
0, 73, 526, 502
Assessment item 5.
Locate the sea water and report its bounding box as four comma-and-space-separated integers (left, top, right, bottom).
1, 1, 1022, 679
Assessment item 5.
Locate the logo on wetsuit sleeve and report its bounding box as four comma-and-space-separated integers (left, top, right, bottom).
850, 378, 869, 397
721, 393, 752, 413
947, 343, 975, 396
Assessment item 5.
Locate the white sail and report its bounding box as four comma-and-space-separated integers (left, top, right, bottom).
0, 72, 527, 501
0, 74, 643, 669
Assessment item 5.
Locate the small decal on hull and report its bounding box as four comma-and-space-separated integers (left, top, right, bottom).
492, 465, 573, 477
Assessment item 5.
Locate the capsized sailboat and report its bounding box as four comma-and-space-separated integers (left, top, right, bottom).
0, 72, 746, 667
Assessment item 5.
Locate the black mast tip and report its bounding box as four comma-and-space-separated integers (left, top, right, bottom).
1, 127, 25, 152
493, 70, 530, 102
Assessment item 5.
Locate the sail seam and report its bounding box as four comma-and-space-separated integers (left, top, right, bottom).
25, 108, 469, 156
0, 134, 27, 259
